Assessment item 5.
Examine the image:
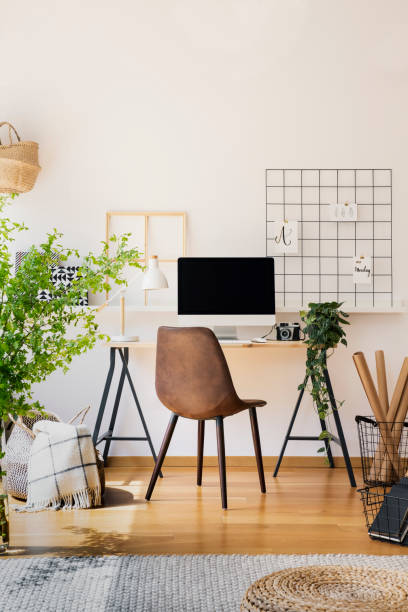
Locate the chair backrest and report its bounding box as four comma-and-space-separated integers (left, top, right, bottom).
155, 326, 239, 419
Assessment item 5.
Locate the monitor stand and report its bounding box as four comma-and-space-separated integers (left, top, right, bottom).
213, 325, 238, 341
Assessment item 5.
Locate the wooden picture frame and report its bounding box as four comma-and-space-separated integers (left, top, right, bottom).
105, 211, 186, 305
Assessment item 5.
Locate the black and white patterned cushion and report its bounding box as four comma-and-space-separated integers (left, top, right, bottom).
15, 250, 60, 274
38, 266, 88, 306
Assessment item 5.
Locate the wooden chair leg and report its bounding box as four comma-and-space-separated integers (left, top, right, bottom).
216, 416, 227, 509
249, 407, 266, 493
145, 414, 178, 500
197, 420, 205, 486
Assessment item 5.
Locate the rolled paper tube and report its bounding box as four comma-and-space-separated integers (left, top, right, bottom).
353, 352, 386, 419
370, 351, 391, 482
391, 359, 408, 430
393, 381, 408, 435
369, 357, 408, 481
376, 351, 389, 415
391, 380, 408, 477
353, 352, 400, 476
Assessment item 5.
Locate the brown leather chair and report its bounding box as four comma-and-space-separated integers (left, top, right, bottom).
145, 326, 267, 509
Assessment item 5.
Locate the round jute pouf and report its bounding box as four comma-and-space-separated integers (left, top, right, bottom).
241, 565, 408, 612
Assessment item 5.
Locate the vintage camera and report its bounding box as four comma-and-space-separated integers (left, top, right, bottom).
276, 322, 301, 341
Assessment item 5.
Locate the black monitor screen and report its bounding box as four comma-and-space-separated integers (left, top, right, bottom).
178, 257, 275, 315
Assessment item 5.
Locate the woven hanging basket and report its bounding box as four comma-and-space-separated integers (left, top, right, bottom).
0, 121, 41, 194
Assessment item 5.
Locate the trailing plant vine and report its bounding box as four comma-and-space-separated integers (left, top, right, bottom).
299, 302, 349, 455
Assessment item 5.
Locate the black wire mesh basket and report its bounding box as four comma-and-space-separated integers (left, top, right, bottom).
355, 415, 408, 486
358, 485, 408, 545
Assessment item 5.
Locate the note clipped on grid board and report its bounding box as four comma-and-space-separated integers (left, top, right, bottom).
353, 256, 372, 284
268, 220, 298, 254
329, 201, 358, 221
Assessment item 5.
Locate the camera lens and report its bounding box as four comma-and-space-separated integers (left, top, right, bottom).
280, 328, 291, 340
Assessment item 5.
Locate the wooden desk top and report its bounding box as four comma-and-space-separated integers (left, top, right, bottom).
108, 340, 305, 349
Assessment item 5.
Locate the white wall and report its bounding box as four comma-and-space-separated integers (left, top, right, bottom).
2, 0, 408, 457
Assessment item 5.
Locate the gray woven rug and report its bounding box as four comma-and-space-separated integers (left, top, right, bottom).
1, 553, 408, 611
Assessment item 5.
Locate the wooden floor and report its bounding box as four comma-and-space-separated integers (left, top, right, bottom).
7, 466, 408, 557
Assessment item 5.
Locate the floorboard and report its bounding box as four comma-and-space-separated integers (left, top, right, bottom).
6, 466, 408, 557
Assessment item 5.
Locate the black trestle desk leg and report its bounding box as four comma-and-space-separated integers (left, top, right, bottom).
102, 348, 128, 462
310, 373, 335, 469
273, 375, 309, 478
118, 348, 163, 478
319, 415, 335, 468
323, 364, 356, 487
93, 347, 116, 446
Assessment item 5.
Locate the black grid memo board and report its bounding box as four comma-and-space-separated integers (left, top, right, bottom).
265, 169, 393, 310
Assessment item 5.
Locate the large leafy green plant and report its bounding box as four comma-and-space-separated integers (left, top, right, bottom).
0, 193, 142, 478
299, 302, 349, 454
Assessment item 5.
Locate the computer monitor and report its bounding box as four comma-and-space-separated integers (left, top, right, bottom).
177, 257, 275, 330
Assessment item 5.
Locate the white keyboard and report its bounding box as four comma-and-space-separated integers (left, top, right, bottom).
219, 339, 251, 345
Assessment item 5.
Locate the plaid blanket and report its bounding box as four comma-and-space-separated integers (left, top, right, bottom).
16, 420, 101, 512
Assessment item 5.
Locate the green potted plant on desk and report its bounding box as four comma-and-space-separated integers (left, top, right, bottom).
299, 301, 350, 456
0, 193, 142, 552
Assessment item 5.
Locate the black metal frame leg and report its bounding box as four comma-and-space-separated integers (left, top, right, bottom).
273, 376, 308, 477
118, 348, 163, 478
102, 348, 128, 462
310, 373, 334, 469
93, 347, 116, 445
323, 366, 356, 487
273, 358, 356, 488
92, 347, 162, 479
319, 415, 335, 468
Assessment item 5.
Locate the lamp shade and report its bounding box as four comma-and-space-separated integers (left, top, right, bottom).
141, 255, 168, 290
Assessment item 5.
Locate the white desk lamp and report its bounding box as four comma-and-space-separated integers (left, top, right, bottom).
97, 255, 168, 342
